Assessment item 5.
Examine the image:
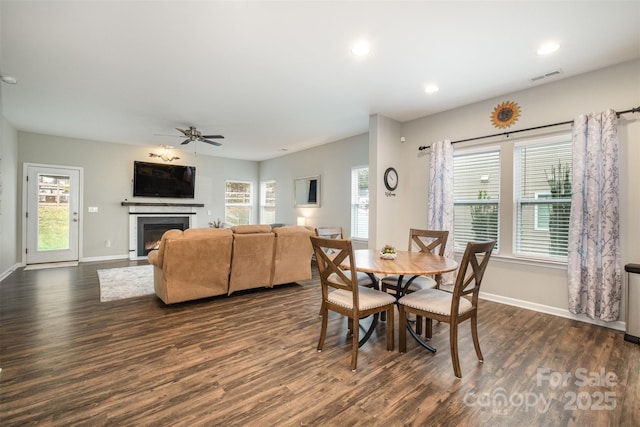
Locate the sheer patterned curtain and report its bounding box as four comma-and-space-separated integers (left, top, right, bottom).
428, 140, 454, 261
568, 109, 621, 321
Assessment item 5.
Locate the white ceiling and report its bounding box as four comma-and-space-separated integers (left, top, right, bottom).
2, 1, 639, 161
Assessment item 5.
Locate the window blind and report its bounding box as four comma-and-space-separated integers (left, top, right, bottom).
515, 138, 572, 260
351, 167, 369, 239
453, 149, 500, 251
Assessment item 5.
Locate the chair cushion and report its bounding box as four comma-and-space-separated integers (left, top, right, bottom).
328, 287, 396, 311
381, 275, 437, 291
398, 288, 473, 316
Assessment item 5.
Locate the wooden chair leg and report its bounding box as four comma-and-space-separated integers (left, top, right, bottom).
450, 322, 461, 378
317, 310, 328, 352
416, 315, 423, 334
399, 305, 407, 352
471, 313, 483, 362
425, 318, 432, 339
386, 307, 395, 351
351, 318, 359, 372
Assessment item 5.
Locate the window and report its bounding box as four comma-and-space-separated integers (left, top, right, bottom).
453, 149, 500, 251
260, 180, 276, 224
514, 137, 572, 260
351, 166, 369, 239
225, 181, 252, 226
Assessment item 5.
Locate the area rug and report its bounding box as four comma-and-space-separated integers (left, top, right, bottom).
97, 265, 154, 302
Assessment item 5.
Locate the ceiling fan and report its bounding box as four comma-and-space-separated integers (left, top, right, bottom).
172, 126, 225, 146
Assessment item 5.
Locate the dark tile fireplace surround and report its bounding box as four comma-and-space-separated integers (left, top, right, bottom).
137, 216, 190, 256
123, 201, 203, 260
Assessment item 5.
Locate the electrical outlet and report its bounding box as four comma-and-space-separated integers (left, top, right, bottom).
105, 240, 111, 247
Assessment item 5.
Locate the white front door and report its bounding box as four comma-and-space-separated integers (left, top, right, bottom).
26, 165, 81, 264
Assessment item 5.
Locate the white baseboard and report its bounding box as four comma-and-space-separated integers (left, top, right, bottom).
0, 263, 20, 282
80, 254, 130, 263
479, 291, 626, 332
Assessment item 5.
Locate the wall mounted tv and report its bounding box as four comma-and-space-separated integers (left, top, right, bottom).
133, 161, 196, 198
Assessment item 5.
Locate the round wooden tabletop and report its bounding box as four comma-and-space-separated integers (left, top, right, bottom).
345, 249, 458, 276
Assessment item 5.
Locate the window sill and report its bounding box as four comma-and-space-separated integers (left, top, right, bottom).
454, 251, 567, 270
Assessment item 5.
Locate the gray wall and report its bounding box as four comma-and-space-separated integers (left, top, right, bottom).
0, 99, 19, 278
16, 133, 259, 261
2, 60, 639, 332
259, 133, 368, 246
388, 59, 640, 327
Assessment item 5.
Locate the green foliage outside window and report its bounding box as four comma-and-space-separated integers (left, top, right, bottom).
470, 190, 498, 242
546, 161, 572, 256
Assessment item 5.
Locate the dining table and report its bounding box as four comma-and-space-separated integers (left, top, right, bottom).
341, 248, 458, 351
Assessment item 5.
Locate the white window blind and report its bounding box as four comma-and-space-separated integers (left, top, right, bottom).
351, 166, 369, 239
260, 180, 276, 224
453, 149, 500, 251
225, 181, 252, 226
514, 138, 572, 260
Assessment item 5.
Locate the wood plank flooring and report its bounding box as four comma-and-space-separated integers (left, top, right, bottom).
1, 259, 639, 426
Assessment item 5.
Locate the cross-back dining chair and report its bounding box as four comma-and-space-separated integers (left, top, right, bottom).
381, 228, 449, 296
398, 240, 495, 378
310, 236, 396, 372
315, 227, 376, 288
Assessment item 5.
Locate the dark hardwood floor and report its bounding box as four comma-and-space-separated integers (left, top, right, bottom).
1, 259, 638, 426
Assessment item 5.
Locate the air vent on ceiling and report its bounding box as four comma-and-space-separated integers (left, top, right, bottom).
531, 69, 563, 82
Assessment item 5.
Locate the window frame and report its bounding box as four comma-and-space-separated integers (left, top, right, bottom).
513, 134, 572, 262
224, 180, 253, 226
449, 132, 572, 266
259, 180, 276, 225
452, 145, 501, 253
350, 165, 369, 241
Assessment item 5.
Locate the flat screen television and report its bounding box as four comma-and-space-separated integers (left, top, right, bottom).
133, 161, 196, 198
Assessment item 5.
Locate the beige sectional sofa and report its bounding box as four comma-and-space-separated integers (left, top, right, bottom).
148, 225, 314, 304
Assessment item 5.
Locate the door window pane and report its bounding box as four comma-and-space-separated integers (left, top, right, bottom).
37, 174, 70, 250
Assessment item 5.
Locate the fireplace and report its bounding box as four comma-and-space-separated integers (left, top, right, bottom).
125, 202, 200, 260
136, 216, 190, 257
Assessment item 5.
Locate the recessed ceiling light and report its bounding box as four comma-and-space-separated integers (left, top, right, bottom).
425, 84, 439, 94
537, 42, 560, 56
351, 41, 371, 56
0, 75, 17, 85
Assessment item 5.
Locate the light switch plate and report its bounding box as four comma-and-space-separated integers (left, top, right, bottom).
88, 206, 99, 213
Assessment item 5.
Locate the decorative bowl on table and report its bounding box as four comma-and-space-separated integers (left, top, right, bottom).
380, 245, 397, 260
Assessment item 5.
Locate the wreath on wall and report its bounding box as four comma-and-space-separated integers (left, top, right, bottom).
490, 101, 521, 128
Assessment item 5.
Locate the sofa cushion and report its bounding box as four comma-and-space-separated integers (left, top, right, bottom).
231, 224, 272, 234
149, 228, 234, 304
272, 225, 314, 286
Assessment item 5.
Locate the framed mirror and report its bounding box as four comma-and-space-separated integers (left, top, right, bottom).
294, 175, 320, 208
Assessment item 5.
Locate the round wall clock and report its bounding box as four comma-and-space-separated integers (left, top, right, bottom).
384, 167, 398, 191
491, 101, 521, 128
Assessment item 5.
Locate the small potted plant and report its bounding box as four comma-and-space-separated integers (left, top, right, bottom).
380, 244, 397, 260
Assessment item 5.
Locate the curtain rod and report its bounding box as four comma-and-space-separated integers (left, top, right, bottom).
417, 106, 640, 151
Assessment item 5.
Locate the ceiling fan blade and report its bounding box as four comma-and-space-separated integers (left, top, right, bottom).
154, 133, 183, 138
176, 127, 188, 135
180, 138, 191, 145
201, 134, 225, 139
201, 138, 223, 146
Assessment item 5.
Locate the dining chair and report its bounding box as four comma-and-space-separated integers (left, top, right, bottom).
315, 227, 376, 288
398, 240, 495, 378
381, 229, 449, 295
310, 236, 396, 372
